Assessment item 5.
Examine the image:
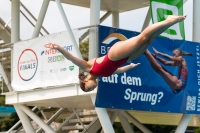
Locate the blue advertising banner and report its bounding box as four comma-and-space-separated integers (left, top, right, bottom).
95, 25, 200, 114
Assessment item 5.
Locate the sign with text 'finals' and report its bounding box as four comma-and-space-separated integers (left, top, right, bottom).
95, 25, 200, 114
150, 0, 185, 40
12, 31, 79, 91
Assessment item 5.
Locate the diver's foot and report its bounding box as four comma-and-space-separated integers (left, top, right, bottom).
166, 15, 187, 24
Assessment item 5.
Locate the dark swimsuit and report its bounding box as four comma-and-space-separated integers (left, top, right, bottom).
90, 54, 129, 77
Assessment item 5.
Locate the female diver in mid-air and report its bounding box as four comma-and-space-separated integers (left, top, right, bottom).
144, 48, 192, 93
44, 15, 187, 92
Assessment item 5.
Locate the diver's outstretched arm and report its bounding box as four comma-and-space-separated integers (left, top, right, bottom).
153, 47, 181, 62
114, 63, 140, 74
153, 47, 173, 60
152, 53, 175, 66
44, 43, 90, 71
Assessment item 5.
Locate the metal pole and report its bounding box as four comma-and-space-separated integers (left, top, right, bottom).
0, 63, 12, 91
14, 105, 35, 133
72, 109, 88, 132
55, 0, 82, 59
89, 0, 114, 132
6, 106, 38, 133
20, 11, 44, 36
1, 63, 35, 133
36, 108, 66, 133
32, 0, 50, 38
100, 111, 119, 133
100, 11, 112, 23
6, 121, 21, 133
17, 104, 55, 133
110, 111, 119, 124
175, 114, 192, 133
90, 94, 115, 133
141, 7, 151, 31
79, 11, 111, 42
118, 112, 134, 133
4, 18, 11, 28
88, 0, 100, 60
112, 11, 119, 28
121, 111, 152, 133
193, 0, 200, 42
11, 1, 35, 133
20, 2, 49, 35
11, 0, 20, 43
40, 110, 48, 121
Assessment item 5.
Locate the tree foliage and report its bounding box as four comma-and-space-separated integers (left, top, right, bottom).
0, 113, 19, 131
0, 95, 5, 106
79, 38, 89, 61
0, 80, 19, 131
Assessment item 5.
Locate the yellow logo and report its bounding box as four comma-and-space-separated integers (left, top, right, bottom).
102, 33, 127, 44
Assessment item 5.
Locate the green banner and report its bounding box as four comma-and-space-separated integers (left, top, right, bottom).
150, 0, 185, 40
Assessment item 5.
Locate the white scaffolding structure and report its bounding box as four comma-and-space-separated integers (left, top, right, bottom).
0, 0, 199, 133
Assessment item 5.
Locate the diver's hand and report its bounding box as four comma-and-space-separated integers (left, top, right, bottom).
130, 63, 140, 68
44, 43, 60, 50
152, 47, 160, 55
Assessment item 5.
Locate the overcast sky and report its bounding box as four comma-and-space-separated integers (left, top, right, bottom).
0, 0, 193, 41
0, 0, 149, 40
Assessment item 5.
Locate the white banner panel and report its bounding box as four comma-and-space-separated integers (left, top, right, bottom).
12, 31, 79, 91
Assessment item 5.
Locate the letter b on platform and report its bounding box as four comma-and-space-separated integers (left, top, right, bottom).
150, 0, 185, 40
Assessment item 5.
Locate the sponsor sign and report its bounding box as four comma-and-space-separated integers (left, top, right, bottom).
150, 0, 185, 39
95, 25, 200, 114
12, 31, 79, 91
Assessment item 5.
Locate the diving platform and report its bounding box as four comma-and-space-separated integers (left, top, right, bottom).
0, 0, 200, 133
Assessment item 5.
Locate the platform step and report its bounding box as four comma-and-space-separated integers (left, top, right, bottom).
77, 110, 97, 116
69, 117, 97, 123
68, 130, 81, 133
62, 125, 89, 130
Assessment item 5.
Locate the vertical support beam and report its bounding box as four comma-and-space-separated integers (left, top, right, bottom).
101, 111, 119, 133
90, 0, 100, 25
11, 0, 20, 43
79, 11, 111, 43
89, 0, 114, 132
175, 114, 192, 133
90, 94, 115, 133
141, 7, 151, 31
32, 0, 50, 38
11, 1, 35, 133
88, 0, 100, 60
17, 104, 55, 133
193, 0, 200, 42
121, 111, 152, 133
118, 112, 134, 133
55, 0, 82, 59
112, 12, 119, 28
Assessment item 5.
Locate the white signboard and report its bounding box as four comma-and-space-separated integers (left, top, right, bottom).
12, 31, 79, 91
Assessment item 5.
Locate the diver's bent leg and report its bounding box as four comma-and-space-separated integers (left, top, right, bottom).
144, 50, 182, 91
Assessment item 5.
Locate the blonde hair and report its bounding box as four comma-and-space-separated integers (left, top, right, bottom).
174, 48, 193, 56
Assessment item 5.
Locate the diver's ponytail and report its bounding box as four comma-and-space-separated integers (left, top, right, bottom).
181, 50, 193, 56
174, 48, 193, 56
